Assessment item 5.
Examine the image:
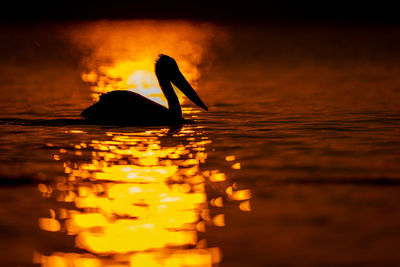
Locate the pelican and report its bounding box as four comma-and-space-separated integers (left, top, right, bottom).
81, 55, 208, 125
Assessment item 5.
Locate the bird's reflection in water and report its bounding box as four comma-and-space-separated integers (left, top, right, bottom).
35, 118, 251, 267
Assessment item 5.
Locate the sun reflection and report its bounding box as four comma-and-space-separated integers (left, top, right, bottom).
38, 126, 251, 266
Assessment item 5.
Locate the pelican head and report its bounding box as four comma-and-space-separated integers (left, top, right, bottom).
155, 55, 208, 112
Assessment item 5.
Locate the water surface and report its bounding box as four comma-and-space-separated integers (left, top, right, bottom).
1, 20, 400, 266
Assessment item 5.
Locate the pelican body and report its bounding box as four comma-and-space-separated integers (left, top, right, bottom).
81, 55, 207, 125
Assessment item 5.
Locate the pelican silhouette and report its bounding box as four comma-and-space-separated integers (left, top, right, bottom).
81, 55, 208, 125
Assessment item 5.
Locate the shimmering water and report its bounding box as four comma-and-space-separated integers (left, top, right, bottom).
1, 20, 400, 266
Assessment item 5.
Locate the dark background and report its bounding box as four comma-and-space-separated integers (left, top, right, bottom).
0, 0, 399, 24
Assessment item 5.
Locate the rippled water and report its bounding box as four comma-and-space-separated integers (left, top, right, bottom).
1, 20, 400, 266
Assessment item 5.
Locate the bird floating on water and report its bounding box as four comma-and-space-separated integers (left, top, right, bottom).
81, 55, 208, 125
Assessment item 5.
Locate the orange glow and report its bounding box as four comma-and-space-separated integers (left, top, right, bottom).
129, 249, 214, 266
210, 197, 223, 207
212, 214, 225, 227
209, 172, 226, 182
38, 128, 220, 265
38, 183, 48, 193
66, 20, 224, 107
232, 162, 241, 169
38, 218, 61, 232
239, 200, 252, 212
232, 189, 252, 201
38, 126, 251, 266
30, 20, 251, 267
225, 155, 236, 161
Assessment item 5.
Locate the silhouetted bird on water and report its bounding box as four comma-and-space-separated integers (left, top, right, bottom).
81, 55, 208, 126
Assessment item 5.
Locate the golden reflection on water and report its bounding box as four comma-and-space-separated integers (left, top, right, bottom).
34, 20, 243, 266
36, 124, 251, 267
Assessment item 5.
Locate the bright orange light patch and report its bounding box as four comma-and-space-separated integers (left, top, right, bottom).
67, 20, 224, 108
36, 19, 252, 265
38, 218, 61, 232
39, 127, 253, 266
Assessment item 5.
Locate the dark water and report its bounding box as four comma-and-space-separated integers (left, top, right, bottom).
1, 20, 400, 266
